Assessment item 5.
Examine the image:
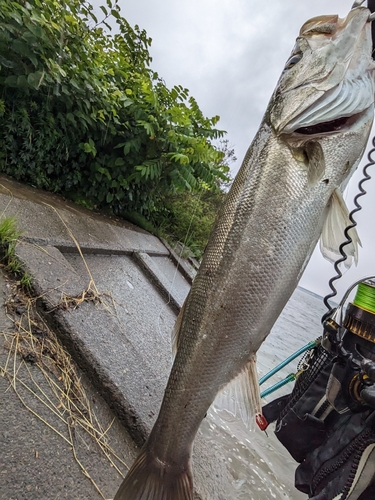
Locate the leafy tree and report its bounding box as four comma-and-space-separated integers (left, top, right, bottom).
0, 0, 229, 216
159, 140, 237, 258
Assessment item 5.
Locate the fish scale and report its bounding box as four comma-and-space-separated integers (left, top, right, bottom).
115, 6, 375, 500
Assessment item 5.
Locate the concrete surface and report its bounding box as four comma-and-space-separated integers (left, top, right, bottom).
0, 270, 138, 500
0, 175, 233, 500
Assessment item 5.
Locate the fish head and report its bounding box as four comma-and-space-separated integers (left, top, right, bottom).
269, 5, 375, 186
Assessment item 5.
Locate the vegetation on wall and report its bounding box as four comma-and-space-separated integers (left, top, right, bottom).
159, 139, 236, 258
0, 0, 232, 255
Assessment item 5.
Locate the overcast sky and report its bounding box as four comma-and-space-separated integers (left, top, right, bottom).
94, 0, 375, 300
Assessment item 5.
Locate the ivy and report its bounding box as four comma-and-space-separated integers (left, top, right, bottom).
0, 0, 228, 216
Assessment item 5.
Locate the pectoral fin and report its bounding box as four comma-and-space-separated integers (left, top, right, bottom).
320, 189, 361, 268
289, 141, 325, 185
213, 355, 262, 430
306, 141, 325, 185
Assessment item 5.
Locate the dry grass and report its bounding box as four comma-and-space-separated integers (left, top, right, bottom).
0, 284, 129, 500
0, 185, 131, 499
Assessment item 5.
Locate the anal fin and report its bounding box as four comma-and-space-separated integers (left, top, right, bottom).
213, 355, 262, 430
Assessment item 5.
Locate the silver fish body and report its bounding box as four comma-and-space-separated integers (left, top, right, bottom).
115, 7, 375, 500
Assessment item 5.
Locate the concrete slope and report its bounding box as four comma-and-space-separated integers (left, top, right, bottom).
0, 176, 233, 500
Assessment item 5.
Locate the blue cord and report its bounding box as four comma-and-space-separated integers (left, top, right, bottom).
260, 373, 296, 398
259, 340, 317, 386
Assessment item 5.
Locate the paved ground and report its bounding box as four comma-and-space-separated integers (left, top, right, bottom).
0, 271, 138, 500
0, 175, 233, 500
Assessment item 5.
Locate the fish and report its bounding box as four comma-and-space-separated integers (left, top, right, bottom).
115, 5, 375, 500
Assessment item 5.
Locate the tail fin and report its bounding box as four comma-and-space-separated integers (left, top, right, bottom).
114, 446, 193, 500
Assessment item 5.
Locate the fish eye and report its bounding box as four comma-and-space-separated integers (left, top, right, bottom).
284, 53, 303, 70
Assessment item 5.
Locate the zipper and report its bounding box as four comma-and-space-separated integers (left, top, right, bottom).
314, 398, 331, 419
311, 427, 374, 496
340, 438, 375, 499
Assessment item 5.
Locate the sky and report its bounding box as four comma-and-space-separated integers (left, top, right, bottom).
92, 0, 375, 301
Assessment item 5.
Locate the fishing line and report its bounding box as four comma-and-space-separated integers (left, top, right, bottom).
322, 134, 375, 320
156, 190, 203, 339
353, 280, 375, 313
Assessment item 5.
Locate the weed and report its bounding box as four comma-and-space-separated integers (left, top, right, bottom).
19, 271, 33, 292
121, 210, 162, 236
0, 216, 22, 256
6, 256, 22, 274
0, 216, 32, 289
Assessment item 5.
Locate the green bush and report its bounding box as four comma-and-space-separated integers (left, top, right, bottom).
161, 190, 226, 258
0, 0, 229, 216
158, 140, 236, 258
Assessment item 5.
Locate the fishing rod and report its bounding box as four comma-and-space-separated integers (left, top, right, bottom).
260, 373, 298, 399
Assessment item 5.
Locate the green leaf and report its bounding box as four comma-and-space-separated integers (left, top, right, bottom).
70, 79, 80, 90
66, 113, 76, 124
4, 75, 18, 87
30, 12, 44, 23
0, 55, 15, 68
169, 153, 190, 165
81, 141, 97, 157
17, 75, 28, 88
106, 192, 114, 203
90, 12, 98, 24
12, 39, 30, 56
27, 71, 45, 90
111, 9, 121, 19
9, 10, 23, 25
26, 24, 44, 40
114, 142, 126, 149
